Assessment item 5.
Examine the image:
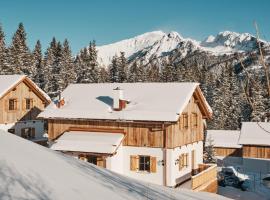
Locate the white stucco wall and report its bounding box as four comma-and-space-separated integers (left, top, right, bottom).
14, 120, 45, 141
167, 141, 203, 187
121, 146, 164, 185
106, 145, 124, 174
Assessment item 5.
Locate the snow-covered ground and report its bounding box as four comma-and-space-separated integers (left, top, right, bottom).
217, 161, 270, 200
0, 130, 229, 200
219, 186, 270, 200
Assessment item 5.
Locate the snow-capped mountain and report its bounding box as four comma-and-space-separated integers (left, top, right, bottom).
93, 30, 269, 67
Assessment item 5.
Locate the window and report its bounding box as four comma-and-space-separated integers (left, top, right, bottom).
21, 127, 35, 139
8, 128, 15, 134
87, 156, 97, 165
8, 99, 17, 110
25, 98, 33, 110
179, 153, 189, 170
192, 113, 198, 128
139, 156, 150, 172
183, 113, 189, 129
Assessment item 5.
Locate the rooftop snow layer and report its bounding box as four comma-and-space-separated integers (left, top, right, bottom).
51, 131, 124, 153
38, 82, 210, 122
206, 130, 242, 148
0, 75, 51, 102
238, 122, 270, 146
0, 75, 25, 98
0, 130, 230, 200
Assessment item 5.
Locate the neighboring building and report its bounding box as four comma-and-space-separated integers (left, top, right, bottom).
238, 122, 270, 173
0, 75, 51, 144
206, 130, 242, 157
207, 122, 270, 173
38, 83, 215, 190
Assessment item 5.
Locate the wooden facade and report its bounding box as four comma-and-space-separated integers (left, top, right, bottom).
243, 145, 270, 159
47, 96, 205, 149
214, 147, 243, 157
0, 77, 50, 124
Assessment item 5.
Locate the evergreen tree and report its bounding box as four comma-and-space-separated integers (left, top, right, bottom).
204, 135, 216, 163
98, 67, 109, 83
146, 61, 160, 82
9, 23, 32, 75
118, 52, 127, 82
0, 24, 9, 74
128, 61, 140, 82
160, 60, 176, 82
109, 55, 120, 82
32, 40, 45, 88
59, 39, 76, 91
87, 41, 99, 83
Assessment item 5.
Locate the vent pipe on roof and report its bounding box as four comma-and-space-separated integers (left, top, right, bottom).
113, 87, 126, 111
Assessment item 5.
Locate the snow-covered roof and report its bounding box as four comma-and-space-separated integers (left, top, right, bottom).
206, 130, 242, 148
0, 130, 229, 200
0, 75, 51, 102
238, 122, 270, 146
51, 131, 124, 154
38, 82, 212, 122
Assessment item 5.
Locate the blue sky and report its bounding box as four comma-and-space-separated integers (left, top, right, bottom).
0, 0, 269, 53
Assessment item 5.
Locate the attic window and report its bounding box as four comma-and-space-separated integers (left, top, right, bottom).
8, 99, 17, 110
25, 98, 33, 110
183, 113, 189, 129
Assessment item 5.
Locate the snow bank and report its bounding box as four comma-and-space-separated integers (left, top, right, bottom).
0, 130, 230, 200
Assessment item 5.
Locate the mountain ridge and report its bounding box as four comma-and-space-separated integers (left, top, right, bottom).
94, 30, 269, 67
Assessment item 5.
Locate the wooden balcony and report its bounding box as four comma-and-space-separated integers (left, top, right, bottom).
191, 164, 218, 193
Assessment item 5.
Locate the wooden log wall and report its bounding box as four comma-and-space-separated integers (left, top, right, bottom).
0, 81, 46, 124
48, 95, 205, 148
214, 147, 243, 157
243, 145, 270, 159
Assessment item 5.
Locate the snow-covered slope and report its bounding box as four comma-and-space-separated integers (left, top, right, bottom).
0, 130, 229, 200
97, 31, 184, 66
93, 30, 269, 67
200, 31, 262, 54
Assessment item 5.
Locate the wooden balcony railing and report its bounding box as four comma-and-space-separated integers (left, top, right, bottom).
191, 163, 217, 193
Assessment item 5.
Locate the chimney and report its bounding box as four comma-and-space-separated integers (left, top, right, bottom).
56, 93, 65, 108
113, 87, 126, 111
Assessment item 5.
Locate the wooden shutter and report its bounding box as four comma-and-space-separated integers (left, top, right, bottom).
185, 153, 189, 167
130, 155, 139, 171
22, 99, 26, 111
14, 99, 18, 110
150, 157, 157, 173
192, 150, 196, 169
97, 157, 106, 168
4, 100, 8, 111
179, 155, 183, 170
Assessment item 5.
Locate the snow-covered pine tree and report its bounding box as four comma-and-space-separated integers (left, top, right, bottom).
204, 135, 216, 163
118, 52, 127, 83
146, 61, 160, 82
98, 67, 109, 83
0, 24, 9, 74
160, 60, 176, 82
9, 23, 32, 75
59, 39, 76, 91
87, 41, 99, 83
109, 55, 120, 83
128, 61, 139, 82
32, 40, 45, 88
75, 48, 88, 83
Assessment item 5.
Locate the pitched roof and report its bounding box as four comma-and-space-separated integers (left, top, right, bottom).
38, 82, 212, 122
0, 130, 229, 200
206, 130, 242, 148
238, 122, 270, 146
51, 131, 124, 154
0, 75, 51, 103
